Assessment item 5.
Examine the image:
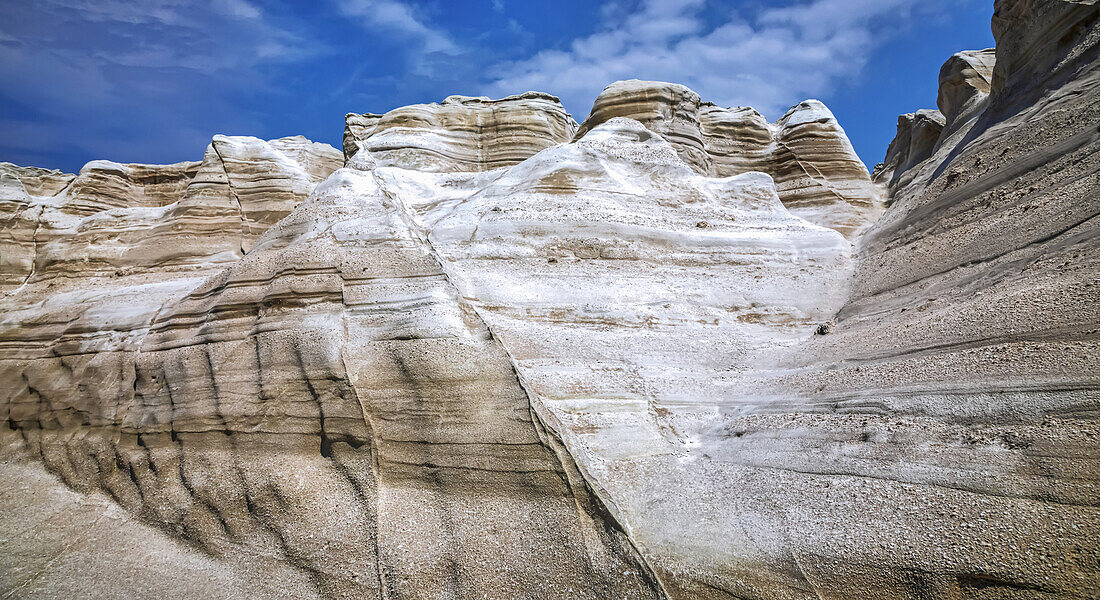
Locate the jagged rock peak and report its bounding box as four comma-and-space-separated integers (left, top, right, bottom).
873, 47, 999, 194
342, 90, 579, 170
574, 79, 882, 237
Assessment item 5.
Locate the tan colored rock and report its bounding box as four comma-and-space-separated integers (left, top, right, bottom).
1, 1, 1097, 597
342, 92, 578, 170
728, 0, 1100, 597
0, 135, 661, 599
870, 108, 945, 192
937, 48, 996, 129
0, 135, 340, 295
574, 81, 712, 171
575, 80, 883, 237
375, 116, 854, 598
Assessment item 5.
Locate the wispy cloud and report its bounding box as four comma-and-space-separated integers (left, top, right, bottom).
337, 0, 459, 54
0, 0, 317, 166
484, 0, 942, 119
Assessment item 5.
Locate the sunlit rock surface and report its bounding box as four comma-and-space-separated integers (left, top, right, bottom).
737, 0, 1100, 597
574, 79, 883, 237
342, 92, 578, 171
1, 1, 1098, 598
937, 48, 996, 132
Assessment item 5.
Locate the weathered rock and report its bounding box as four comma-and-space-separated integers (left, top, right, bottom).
342, 92, 578, 170
731, 0, 1100, 597
575, 80, 883, 237
0, 135, 341, 295
1, 0, 1098, 598
937, 48, 996, 129
870, 108, 945, 193
374, 117, 854, 598
0, 133, 662, 599
989, 0, 1099, 112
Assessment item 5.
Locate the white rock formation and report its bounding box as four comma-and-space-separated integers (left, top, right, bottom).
343, 92, 578, 170
575, 80, 884, 237
0, 1, 1097, 598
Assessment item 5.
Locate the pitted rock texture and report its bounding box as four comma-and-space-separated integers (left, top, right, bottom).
574, 79, 883, 237
2, 1, 1098, 598
734, 0, 1100, 597
343, 92, 578, 170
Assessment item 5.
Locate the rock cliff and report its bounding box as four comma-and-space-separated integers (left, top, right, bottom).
575, 80, 883, 237
343, 92, 578, 171
1, 0, 1097, 598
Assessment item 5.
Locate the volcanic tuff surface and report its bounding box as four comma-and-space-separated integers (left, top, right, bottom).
1, 0, 1098, 598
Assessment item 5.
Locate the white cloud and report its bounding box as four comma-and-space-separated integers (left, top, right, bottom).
215, 0, 262, 19
484, 0, 934, 119
338, 0, 459, 54
0, 0, 316, 167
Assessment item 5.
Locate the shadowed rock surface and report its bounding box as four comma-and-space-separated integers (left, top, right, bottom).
1, 0, 1098, 598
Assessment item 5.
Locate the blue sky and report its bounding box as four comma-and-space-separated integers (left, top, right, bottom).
0, 0, 995, 174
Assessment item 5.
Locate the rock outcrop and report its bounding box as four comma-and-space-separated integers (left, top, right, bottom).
937, 48, 996, 131
735, 0, 1100, 597
574, 80, 883, 237
871, 109, 946, 193
1, 0, 1097, 598
343, 92, 578, 171
0, 135, 342, 293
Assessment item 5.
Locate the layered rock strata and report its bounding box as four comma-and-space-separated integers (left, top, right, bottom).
2, 0, 1098, 598
373, 117, 854, 598
937, 48, 996, 132
874, 48, 998, 193
0, 135, 342, 293
871, 109, 946, 193
574, 80, 883, 237
343, 92, 578, 170
0, 134, 662, 598
729, 0, 1100, 597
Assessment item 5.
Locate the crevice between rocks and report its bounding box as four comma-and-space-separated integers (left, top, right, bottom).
375, 173, 673, 600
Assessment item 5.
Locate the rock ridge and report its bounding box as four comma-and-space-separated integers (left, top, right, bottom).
1, 1, 1097, 597
574, 79, 883, 237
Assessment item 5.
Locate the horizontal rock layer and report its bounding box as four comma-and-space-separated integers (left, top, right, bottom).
747, 0, 1100, 597
0, 135, 342, 293
575, 80, 883, 237
2, 1, 1097, 597
343, 92, 578, 171
1, 133, 661, 599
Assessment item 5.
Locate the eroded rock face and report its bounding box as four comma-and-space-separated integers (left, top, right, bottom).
870, 108, 945, 193
2, 1, 1097, 598
0, 135, 342, 293
575, 80, 883, 237
342, 92, 578, 171
731, 0, 1100, 597
374, 117, 854, 598
0, 131, 663, 599
937, 48, 996, 130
